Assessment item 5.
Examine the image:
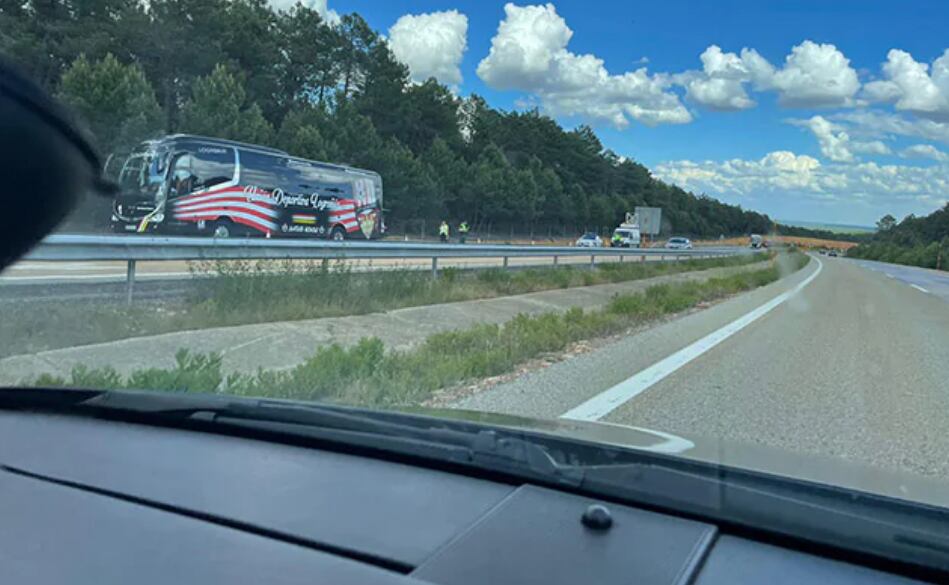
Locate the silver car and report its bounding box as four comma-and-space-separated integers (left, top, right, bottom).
665, 237, 693, 250
575, 233, 603, 247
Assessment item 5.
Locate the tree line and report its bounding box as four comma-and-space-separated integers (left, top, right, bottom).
2, 0, 850, 239
848, 206, 949, 270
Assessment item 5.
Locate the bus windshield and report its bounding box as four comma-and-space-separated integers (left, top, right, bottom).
117, 145, 168, 199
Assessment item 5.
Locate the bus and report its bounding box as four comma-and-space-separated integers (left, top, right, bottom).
111, 135, 384, 240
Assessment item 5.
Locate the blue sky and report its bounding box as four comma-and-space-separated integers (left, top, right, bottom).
320, 0, 949, 225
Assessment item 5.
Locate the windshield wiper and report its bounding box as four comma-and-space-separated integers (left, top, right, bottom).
21, 389, 585, 486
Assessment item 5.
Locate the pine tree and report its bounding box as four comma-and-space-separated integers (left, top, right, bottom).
58, 53, 162, 156
179, 64, 274, 145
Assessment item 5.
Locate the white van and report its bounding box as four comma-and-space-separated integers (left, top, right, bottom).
611, 226, 641, 248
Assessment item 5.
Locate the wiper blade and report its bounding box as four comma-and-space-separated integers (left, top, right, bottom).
75, 390, 584, 484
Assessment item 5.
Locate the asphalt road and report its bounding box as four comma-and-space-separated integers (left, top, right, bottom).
849, 257, 949, 302
453, 255, 949, 483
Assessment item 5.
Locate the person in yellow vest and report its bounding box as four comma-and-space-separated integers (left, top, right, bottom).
439, 220, 450, 243
458, 221, 469, 244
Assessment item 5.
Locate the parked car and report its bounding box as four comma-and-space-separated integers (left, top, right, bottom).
665, 237, 693, 250
575, 232, 603, 247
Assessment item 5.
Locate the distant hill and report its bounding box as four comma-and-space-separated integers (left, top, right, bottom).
778, 219, 875, 234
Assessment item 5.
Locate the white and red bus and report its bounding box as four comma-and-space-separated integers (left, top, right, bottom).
111, 134, 383, 239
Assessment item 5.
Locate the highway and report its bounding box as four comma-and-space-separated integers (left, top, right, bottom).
850, 258, 949, 302
453, 256, 949, 482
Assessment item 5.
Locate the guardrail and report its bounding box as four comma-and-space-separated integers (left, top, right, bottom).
24, 234, 752, 303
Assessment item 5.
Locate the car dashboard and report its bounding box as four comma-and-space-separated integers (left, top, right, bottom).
0, 411, 933, 584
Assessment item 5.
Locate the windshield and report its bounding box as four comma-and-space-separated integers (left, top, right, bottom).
118, 153, 154, 195
3, 0, 949, 555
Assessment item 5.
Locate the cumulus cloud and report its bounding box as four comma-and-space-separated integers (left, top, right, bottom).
831, 110, 949, 144
770, 41, 861, 107
900, 143, 949, 161
678, 40, 859, 111
678, 46, 767, 111
789, 115, 893, 162
793, 116, 855, 162
476, 3, 690, 127
654, 151, 948, 215
268, 0, 339, 24
863, 49, 949, 120
388, 11, 468, 87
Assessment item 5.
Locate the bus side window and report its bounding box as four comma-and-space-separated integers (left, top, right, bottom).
168, 154, 194, 198
239, 151, 286, 193
191, 147, 235, 191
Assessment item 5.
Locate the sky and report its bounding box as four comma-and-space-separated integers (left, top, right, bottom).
288, 0, 948, 226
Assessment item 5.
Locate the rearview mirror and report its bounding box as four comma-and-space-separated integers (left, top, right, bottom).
0, 58, 112, 270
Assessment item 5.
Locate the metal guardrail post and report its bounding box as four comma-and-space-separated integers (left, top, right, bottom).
431, 257, 438, 279
503, 256, 509, 269
126, 259, 136, 305
590, 255, 595, 269
553, 255, 558, 266
641, 254, 646, 262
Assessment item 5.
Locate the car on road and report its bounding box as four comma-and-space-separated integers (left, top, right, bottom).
576, 232, 603, 247
828, 250, 839, 257
665, 237, 693, 250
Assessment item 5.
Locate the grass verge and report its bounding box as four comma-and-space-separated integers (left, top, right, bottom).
4, 252, 768, 357
33, 253, 809, 407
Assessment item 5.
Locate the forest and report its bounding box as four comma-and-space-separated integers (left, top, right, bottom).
2, 0, 853, 240
848, 206, 949, 270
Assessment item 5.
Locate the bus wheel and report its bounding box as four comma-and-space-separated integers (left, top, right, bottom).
212, 222, 231, 239
331, 226, 346, 241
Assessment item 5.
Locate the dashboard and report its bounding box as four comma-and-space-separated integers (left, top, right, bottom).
0, 411, 929, 584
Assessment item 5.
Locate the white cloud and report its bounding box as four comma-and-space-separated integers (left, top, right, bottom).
831, 110, 949, 144
794, 115, 855, 162
789, 115, 893, 162
678, 41, 859, 111
268, 0, 340, 24
900, 143, 949, 161
679, 46, 762, 111
655, 151, 948, 215
476, 3, 690, 127
851, 140, 891, 155
863, 49, 949, 120
388, 11, 468, 87
770, 41, 861, 107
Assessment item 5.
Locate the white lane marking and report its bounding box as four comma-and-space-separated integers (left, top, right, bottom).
911, 284, 930, 294
561, 256, 824, 422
